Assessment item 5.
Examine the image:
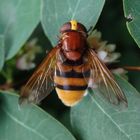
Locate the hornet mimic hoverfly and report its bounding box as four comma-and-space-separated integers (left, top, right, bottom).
19, 20, 127, 107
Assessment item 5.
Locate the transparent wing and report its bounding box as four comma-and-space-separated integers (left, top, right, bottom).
19, 47, 60, 105
86, 48, 127, 105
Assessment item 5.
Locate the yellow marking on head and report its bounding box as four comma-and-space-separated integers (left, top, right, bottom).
70, 20, 78, 30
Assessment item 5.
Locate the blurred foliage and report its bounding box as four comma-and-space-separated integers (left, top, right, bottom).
123, 0, 140, 48
0, 0, 140, 140
0, 0, 41, 60
95, 0, 140, 91
0, 92, 76, 140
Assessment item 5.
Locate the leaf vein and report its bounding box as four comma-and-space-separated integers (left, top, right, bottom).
2, 107, 49, 140
71, 0, 80, 19
89, 94, 130, 139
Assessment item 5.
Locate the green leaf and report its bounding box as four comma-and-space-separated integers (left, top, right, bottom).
41, 0, 105, 45
0, 92, 76, 140
123, 0, 140, 48
0, 0, 41, 60
0, 35, 5, 70
71, 76, 140, 140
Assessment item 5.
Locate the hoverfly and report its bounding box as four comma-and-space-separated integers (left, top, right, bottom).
19, 20, 127, 106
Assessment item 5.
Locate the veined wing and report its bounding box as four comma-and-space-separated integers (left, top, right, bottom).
19, 47, 60, 105
86, 48, 127, 105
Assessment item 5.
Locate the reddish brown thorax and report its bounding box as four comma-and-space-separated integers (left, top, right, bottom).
59, 20, 88, 61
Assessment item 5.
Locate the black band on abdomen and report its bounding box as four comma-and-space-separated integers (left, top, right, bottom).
56, 69, 90, 78
55, 84, 88, 90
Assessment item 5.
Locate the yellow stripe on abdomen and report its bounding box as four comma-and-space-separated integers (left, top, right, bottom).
55, 88, 86, 106
54, 76, 87, 86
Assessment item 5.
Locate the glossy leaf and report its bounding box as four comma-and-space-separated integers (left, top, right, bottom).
0, 92, 76, 140
41, 0, 105, 45
0, 0, 41, 60
71, 76, 140, 140
123, 0, 140, 48
0, 35, 5, 70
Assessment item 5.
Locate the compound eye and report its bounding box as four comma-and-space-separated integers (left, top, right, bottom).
78, 31, 87, 38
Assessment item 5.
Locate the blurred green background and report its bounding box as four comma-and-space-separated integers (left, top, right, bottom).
0, 1, 140, 139
0, 0, 140, 123
96, 0, 140, 92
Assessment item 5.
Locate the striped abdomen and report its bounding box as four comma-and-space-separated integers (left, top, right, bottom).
54, 61, 90, 106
